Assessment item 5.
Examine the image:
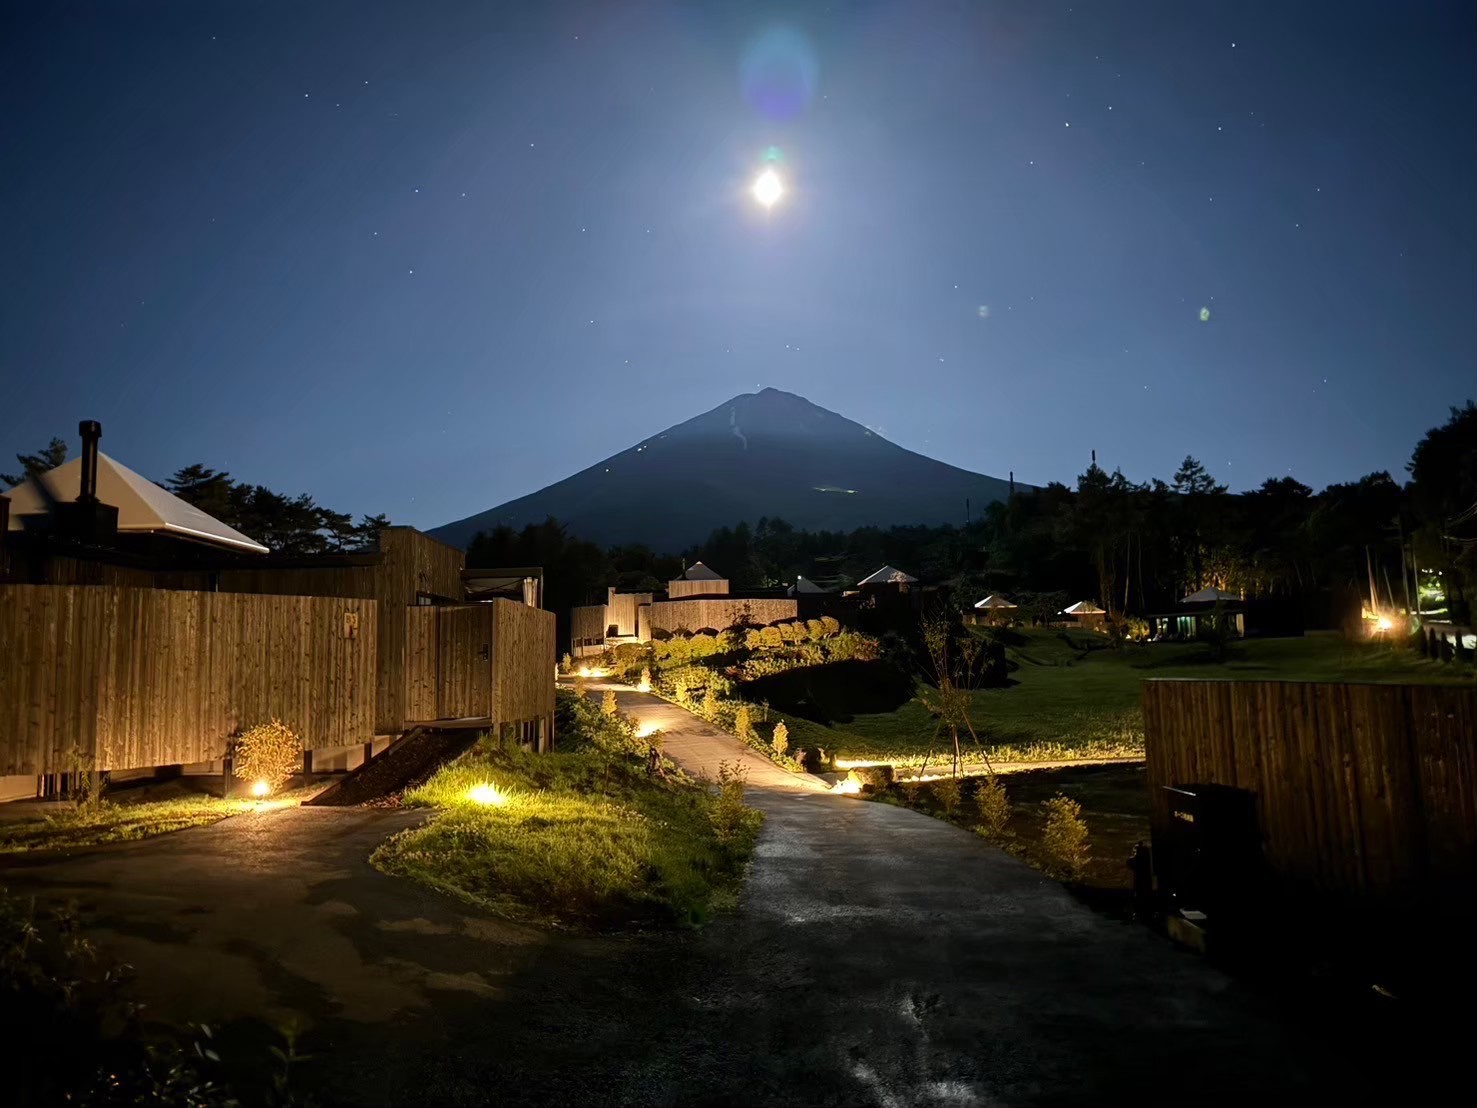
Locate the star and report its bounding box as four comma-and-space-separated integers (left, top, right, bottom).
977, 305, 991, 319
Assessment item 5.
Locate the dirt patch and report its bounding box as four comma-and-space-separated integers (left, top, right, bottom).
307, 730, 480, 807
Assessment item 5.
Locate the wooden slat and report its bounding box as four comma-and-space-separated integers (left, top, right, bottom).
1143, 678, 1477, 911
0, 584, 378, 774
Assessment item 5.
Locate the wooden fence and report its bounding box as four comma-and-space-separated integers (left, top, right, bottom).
0, 585, 377, 775
404, 600, 555, 741
648, 597, 798, 638
1143, 679, 1477, 906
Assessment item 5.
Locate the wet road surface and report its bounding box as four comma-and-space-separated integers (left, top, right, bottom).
0, 687, 1394, 1105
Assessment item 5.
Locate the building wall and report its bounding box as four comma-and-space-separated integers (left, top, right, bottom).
217, 527, 465, 733
605, 589, 652, 636
0, 584, 377, 775
648, 596, 797, 637
570, 603, 607, 655
667, 577, 730, 599
403, 600, 556, 749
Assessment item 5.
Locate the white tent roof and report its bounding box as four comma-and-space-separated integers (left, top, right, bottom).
974, 594, 1018, 609
1062, 600, 1106, 615
4, 452, 269, 555
788, 574, 831, 595
858, 564, 917, 586
682, 561, 725, 581
1181, 586, 1243, 605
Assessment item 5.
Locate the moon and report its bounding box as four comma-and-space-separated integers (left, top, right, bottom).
752, 168, 783, 208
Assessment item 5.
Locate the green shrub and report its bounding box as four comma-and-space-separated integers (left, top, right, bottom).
560, 652, 573, 674
805, 618, 826, 641
701, 684, 720, 722
771, 720, 789, 758
973, 776, 1012, 838
689, 633, 721, 659
820, 615, 841, 636
233, 719, 301, 792
826, 630, 881, 662
711, 761, 761, 845
760, 625, 784, 649
778, 621, 801, 644
601, 688, 619, 716
744, 628, 765, 651
931, 775, 961, 815
1041, 794, 1090, 878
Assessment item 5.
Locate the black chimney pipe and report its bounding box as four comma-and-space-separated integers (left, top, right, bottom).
78, 420, 101, 502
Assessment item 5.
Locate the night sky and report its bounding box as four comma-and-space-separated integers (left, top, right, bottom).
3, 1, 1473, 530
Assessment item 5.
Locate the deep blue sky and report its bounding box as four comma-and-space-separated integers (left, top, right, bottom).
3, 1, 1473, 530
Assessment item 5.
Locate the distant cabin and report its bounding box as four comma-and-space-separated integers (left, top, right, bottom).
1056, 600, 1108, 631
968, 594, 1019, 626
1149, 587, 1246, 641
667, 560, 729, 598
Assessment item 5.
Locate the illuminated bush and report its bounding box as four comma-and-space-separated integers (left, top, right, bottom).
233, 719, 301, 792
778, 621, 801, 644
820, 616, 841, 636
700, 684, 720, 722
733, 701, 753, 743
601, 688, 619, 717
759, 625, 784, 649
560, 652, 573, 674
805, 619, 826, 641
710, 761, 759, 845
1040, 794, 1090, 878
770, 720, 789, 758
744, 628, 765, 651
973, 776, 1012, 838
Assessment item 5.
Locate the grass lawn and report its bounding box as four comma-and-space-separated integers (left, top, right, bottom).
371, 693, 763, 930
795, 631, 1472, 768
0, 779, 318, 855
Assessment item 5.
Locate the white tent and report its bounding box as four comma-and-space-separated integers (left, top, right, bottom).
974, 594, 1018, 610
857, 564, 918, 586
788, 575, 831, 596
4, 452, 269, 554
1061, 600, 1106, 616
1180, 586, 1243, 605
682, 561, 725, 581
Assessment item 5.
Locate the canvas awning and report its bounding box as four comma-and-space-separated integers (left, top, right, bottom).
858, 564, 918, 586
3, 451, 268, 554
1180, 586, 1244, 605
788, 574, 831, 595
974, 594, 1018, 609
1061, 600, 1106, 615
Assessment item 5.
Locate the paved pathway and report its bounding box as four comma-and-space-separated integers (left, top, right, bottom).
0, 687, 1410, 1105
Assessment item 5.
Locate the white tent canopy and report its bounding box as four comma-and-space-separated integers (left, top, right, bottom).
858, 564, 917, 586
1181, 586, 1243, 605
682, 561, 725, 581
974, 594, 1018, 610
1061, 600, 1106, 615
3, 452, 269, 555
788, 574, 831, 595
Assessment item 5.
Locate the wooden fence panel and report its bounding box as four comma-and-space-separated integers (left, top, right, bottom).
492, 599, 556, 729
1144, 679, 1477, 906
648, 597, 798, 637
0, 585, 377, 775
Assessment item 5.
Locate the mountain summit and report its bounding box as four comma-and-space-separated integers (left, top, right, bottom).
430, 388, 1017, 551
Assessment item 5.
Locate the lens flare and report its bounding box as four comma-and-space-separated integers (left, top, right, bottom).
251, 780, 271, 798
740, 28, 818, 121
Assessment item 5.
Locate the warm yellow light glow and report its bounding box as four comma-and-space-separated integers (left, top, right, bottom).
637, 679, 651, 693
752, 168, 783, 208
1376, 616, 1393, 632
578, 666, 592, 678
833, 778, 862, 795
466, 783, 509, 807
634, 721, 658, 739
251, 780, 271, 798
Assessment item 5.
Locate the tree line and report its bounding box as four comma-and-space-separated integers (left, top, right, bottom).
469, 402, 1476, 628
2, 440, 388, 556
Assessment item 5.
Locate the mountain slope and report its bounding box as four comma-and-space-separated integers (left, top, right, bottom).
431, 389, 1018, 551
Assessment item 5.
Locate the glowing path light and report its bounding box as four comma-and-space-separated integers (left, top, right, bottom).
466, 783, 510, 807
251, 780, 271, 798
752, 168, 784, 208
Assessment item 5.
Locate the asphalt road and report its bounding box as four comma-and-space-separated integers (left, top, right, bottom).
1, 689, 1404, 1105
